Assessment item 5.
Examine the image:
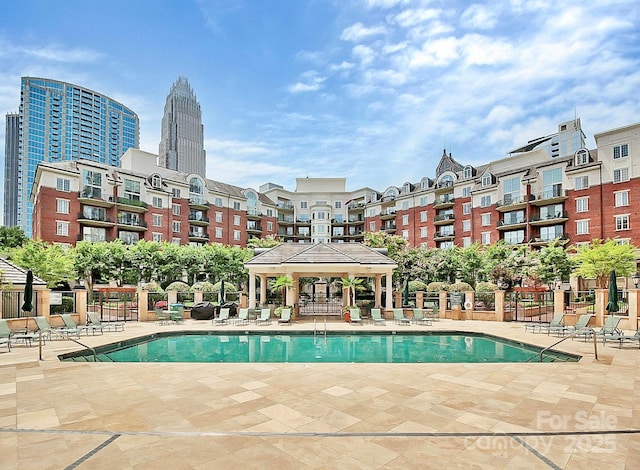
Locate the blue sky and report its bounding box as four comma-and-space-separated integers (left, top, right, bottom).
1, 0, 639, 195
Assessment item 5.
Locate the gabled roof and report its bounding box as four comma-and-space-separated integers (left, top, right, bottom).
0, 258, 47, 286
246, 243, 396, 266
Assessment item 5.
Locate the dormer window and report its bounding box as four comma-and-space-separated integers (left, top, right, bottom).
151, 174, 162, 189
575, 149, 589, 165
463, 166, 472, 179
439, 175, 454, 187
403, 183, 411, 193
482, 173, 492, 187
420, 178, 429, 190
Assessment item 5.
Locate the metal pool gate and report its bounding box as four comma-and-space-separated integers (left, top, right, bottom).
299, 290, 343, 316
504, 289, 555, 323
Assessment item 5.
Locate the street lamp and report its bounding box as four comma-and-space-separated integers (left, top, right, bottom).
632, 272, 640, 289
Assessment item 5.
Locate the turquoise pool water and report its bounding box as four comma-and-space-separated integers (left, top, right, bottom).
60, 331, 580, 363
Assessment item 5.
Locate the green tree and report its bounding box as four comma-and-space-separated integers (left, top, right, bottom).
571, 239, 637, 288
363, 231, 407, 259
529, 240, 575, 287
0, 226, 27, 249
10, 240, 75, 288
338, 276, 364, 306
247, 235, 281, 249
269, 275, 295, 306
453, 243, 485, 287
127, 240, 162, 283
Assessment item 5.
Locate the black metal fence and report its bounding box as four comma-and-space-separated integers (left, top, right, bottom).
1, 291, 39, 319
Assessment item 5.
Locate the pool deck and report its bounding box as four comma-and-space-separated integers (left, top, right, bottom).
1, 318, 639, 469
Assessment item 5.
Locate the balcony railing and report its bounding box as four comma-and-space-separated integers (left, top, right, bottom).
497, 218, 527, 227
496, 195, 530, 208
533, 187, 567, 201
188, 214, 209, 223
433, 196, 455, 207
434, 214, 455, 222
188, 231, 210, 239
277, 202, 294, 210
117, 197, 148, 209
118, 218, 147, 228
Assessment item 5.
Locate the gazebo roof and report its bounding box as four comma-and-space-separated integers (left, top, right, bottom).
246, 243, 397, 268
0, 258, 47, 286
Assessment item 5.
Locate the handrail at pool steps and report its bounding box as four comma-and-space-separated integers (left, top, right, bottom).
527, 327, 597, 362
40, 329, 113, 362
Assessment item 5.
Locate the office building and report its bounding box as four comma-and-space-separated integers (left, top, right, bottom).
158, 77, 206, 177
3, 113, 19, 226
13, 77, 139, 236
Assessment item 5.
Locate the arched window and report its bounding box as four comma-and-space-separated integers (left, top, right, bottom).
439, 175, 454, 187
463, 166, 473, 179
151, 174, 162, 189
575, 149, 589, 165
246, 191, 257, 209
482, 173, 492, 187
189, 177, 204, 204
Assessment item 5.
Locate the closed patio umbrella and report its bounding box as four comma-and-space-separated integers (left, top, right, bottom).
402, 278, 409, 306
219, 280, 225, 304
606, 270, 619, 314
21, 270, 33, 313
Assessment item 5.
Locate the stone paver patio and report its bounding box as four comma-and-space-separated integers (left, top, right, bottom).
1, 318, 639, 469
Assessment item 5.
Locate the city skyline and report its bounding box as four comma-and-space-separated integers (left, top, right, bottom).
0, 0, 639, 203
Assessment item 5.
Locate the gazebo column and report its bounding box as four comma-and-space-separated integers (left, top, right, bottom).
259, 275, 268, 307
374, 275, 382, 307
385, 272, 393, 311
248, 273, 256, 309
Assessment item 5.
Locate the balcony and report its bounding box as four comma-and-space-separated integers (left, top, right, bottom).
347, 202, 365, 210
433, 196, 455, 209
117, 218, 148, 231
278, 215, 294, 224
295, 232, 311, 239
117, 197, 148, 213
277, 202, 294, 211
188, 214, 209, 226
347, 229, 364, 237
434, 181, 454, 193
496, 195, 530, 212
188, 230, 210, 242
296, 219, 311, 225
78, 188, 114, 208
434, 214, 455, 226
380, 208, 396, 220
381, 195, 396, 203
247, 209, 263, 220
528, 234, 569, 246
348, 216, 364, 223
77, 212, 115, 228
188, 197, 209, 211
529, 211, 569, 226
531, 187, 568, 206
434, 230, 455, 241
497, 218, 527, 231
247, 224, 262, 235
382, 222, 396, 233
331, 218, 346, 225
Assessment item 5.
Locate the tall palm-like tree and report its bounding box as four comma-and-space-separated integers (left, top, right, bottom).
269, 275, 294, 306
339, 276, 363, 306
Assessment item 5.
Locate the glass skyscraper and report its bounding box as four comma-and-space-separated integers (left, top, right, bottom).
158, 77, 206, 177
4, 113, 20, 227
14, 77, 139, 236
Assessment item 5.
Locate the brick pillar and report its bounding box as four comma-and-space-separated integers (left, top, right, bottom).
167, 290, 177, 305
394, 290, 402, 308
464, 291, 475, 320
495, 290, 505, 322
554, 289, 565, 315
439, 291, 447, 318
39, 290, 51, 319
194, 291, 203, 303
137, 289, 149, 322
416, 291, 424, 308
627, 289, 638, 330
75, 289, 87, 325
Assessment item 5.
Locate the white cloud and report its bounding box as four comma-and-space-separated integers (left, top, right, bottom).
287, 71, 326, 94
392, 8, 441, 28
408, 36, 459, 67
352, 44, 376, 66
460, 4, 499, 30
340, 22, 387, 42
328, 61, 355, 72
366, 0, 411, 10
21, 45, 103, 63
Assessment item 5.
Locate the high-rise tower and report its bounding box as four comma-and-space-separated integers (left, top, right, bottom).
3, 113, 19, 227
14, 77, 139, 236
158, 77, 206, 177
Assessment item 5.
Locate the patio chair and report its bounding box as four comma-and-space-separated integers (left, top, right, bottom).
235, 308, 250, 325
87, 312, 125, 332
412, 308, 432, 326
425, 304, 440, 321
154, 309, 171, 325
0, 320, 12, 351
278, 308, 292, 325
256, 308, 271, 325
604, 328, 640, 348
33, 316, 79, 339
525, 312, 564, 334
213, 308, 230, 325
62, 313, 103, 336
370, 308, 386, 325
595, 316, 624, 344
349, 308, 362, 325
557, 313, 593, 338
393, 309, 411, 326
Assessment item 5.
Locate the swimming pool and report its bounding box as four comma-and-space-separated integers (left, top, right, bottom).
60, 331, 580, 363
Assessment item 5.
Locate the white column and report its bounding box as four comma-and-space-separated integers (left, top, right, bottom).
248, 273, 256, 309
375, 275, 382, 307
385, 272, 393, 310
259, 275, 267, 307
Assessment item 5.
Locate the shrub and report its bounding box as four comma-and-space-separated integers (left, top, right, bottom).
212, 281, 238, 293
141, 281, 164, 292
408, 280, 428, 292
446, 281, 474, 292
191, 281, 215, 292
165, 281, 190, 292
426, 281, 446, 293
475, 281, 498, 293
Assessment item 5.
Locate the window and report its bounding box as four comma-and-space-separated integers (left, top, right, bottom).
335, 201, 341, 208
441, 241, 454, 249
152, 196, 163, 208
575, 149, 589, 165
267, 221, 273, 231
419, 196, 428, 206
542, 168, 563, 198
400, 201, 409, 210
502, 177, 521, 203
576, 220, 589, 235
420, 227, 428, 238
189, 177, 204, 204
369, 222, 376, 231
401, 230, 409, 240
56, 221, 69, 236
81, 170, 102, 198
462, 237, 472, 247
233, 215, 241, 225
614, 168, 629, 183
480, 195, 491, 207
503, 210, 525, 225
172, 188, 181, 198
151, 174, 162, 188
173, 221, 181, 232
172, 204, 180, 215
613, 144, 629, 159
402, 215, 409, 225
420, 211, 427, 222
56, 199, 69, 214
481, 213, 491, 226
462, 186, 471, 197
615, 191, 629, 207
575, 176, 589, 190
214, 197, 223, 207
615, 215, 630, 231
540, 225, 563, 241
576, 197, 589, 213
56, 178, 70, 192
481, 232, 491, 245
266, 208, 273, 217
482, 174, 492, 187
152, 233, 162, 242
215, 212, 223, 223
153, 214, 162, 226
124, 179, 141, 200
462, 220, 471, 232
172, 237, 181, 245
83, 227, 106, 243
463, 166, 472, 178
503, 230, 524, 245
463, 203, 471, 215
334, 214, 343, 222
233, 230, 241, 241
233, 201, 241, 210
83, 206, 105, 221
300, 201, 307, 209
215, 227, 223, 238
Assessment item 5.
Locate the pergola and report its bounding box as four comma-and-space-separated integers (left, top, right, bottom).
244, 243, 398, 310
